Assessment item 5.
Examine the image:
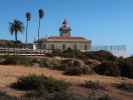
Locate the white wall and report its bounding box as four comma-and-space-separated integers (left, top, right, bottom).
42, 42, 90, 50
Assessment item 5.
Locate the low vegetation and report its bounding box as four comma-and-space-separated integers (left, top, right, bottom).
11, 75, 68, 92
94, 61, 120, 76
0, 49, 133, 79
82, 81, 111, 100
88, 91, 111, 100
0, 56, 34, 66
0, 92, 17, 100
82, 81, 107, 91
47, 48, 82, 58
10, 75, 95, 100
9, 75, 114, 100
0, 40, 24, 48
115, 82, 133, 92
116, 58, 133, 78
63, 59, 94, 75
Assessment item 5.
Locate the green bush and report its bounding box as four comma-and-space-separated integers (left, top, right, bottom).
115, 82, 133, 92
46, 91, 88, 100
83, 81, 106, 90
0, 55, 51, 67
116, 59, 133, 78
88, 91, 111, 100
84, 50, 116, 62
62, 49, 82, 58
0, 55, 34, 66
11, 75, 68, 93
26, 91, 88, 100
0, 90, 112, 100
94, 61, 120, 76
11, 75, 89, 100
63, 59, 94, 76
38, 58, 49, 68
64, 66, 83, 75
0, 92, 17, 100
47, 48, 83, 58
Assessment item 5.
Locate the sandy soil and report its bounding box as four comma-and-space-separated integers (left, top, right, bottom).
0, 65, 132, 99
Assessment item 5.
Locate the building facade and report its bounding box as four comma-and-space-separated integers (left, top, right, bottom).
39, 19, 91, 51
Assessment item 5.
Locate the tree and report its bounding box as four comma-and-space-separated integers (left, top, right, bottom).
38, 9, 45, 42
9, 20, 24, 42
25, 12, 31, 44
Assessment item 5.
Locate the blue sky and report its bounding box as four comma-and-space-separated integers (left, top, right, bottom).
0, 0, 133, 54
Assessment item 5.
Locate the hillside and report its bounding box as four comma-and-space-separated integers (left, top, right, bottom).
0, 65, 132, 100
0, 50, 132, 99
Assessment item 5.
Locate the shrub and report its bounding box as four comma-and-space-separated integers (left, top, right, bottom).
0, 91, 102, 100
63, 59, 94, 76
94, 61, 120, 76
54, 59, 71, 70
47, 48, 83, 58
116, 59, 133, 78
38, 58, 50, 68
46, 91, 89, 100
38, 58, 62, 69
64, 66, 83, 75
0, 92, 17, 100
88, 91, 111, 100
82, 65, 94, 74
115, 82, 133, 92
62, 49, 82, 58
84, 50, 116, 62
26, 91, 89, 100
0, 55, 34, 66
11, 75, 68, 93
11, 75, 92, 100
83, 81, 106, 90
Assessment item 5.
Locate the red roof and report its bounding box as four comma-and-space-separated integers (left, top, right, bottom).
48, 36, 86, 40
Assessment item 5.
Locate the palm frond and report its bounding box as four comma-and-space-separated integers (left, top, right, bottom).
9, 22, 14, 35
9, 19, 24, 41
26, 12, 31, 21
38, 9, 44, 19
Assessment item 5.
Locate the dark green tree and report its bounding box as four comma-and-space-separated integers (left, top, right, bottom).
25, 12, 31, 44
38, 9, 45, 42
9, 20, 24, 42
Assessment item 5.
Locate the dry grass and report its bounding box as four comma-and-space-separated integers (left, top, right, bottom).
0, 65, 132, 100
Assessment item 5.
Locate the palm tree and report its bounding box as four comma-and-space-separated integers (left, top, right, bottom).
25, 12, 31, 44
9, 20, 24, 42
38, 9, 44, 42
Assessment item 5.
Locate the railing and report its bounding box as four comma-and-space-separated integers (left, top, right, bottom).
0, 48, 51, 56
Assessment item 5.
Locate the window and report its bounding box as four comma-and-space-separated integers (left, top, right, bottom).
43, 44, 46, 49
51, 44, 55, 50
62, 44, 66, 50
84, 44, 88, 50
74, 44, 77, 50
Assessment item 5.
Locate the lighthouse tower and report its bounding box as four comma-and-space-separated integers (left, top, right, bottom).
59, 19, 72, 37
39, 19, 91, 51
